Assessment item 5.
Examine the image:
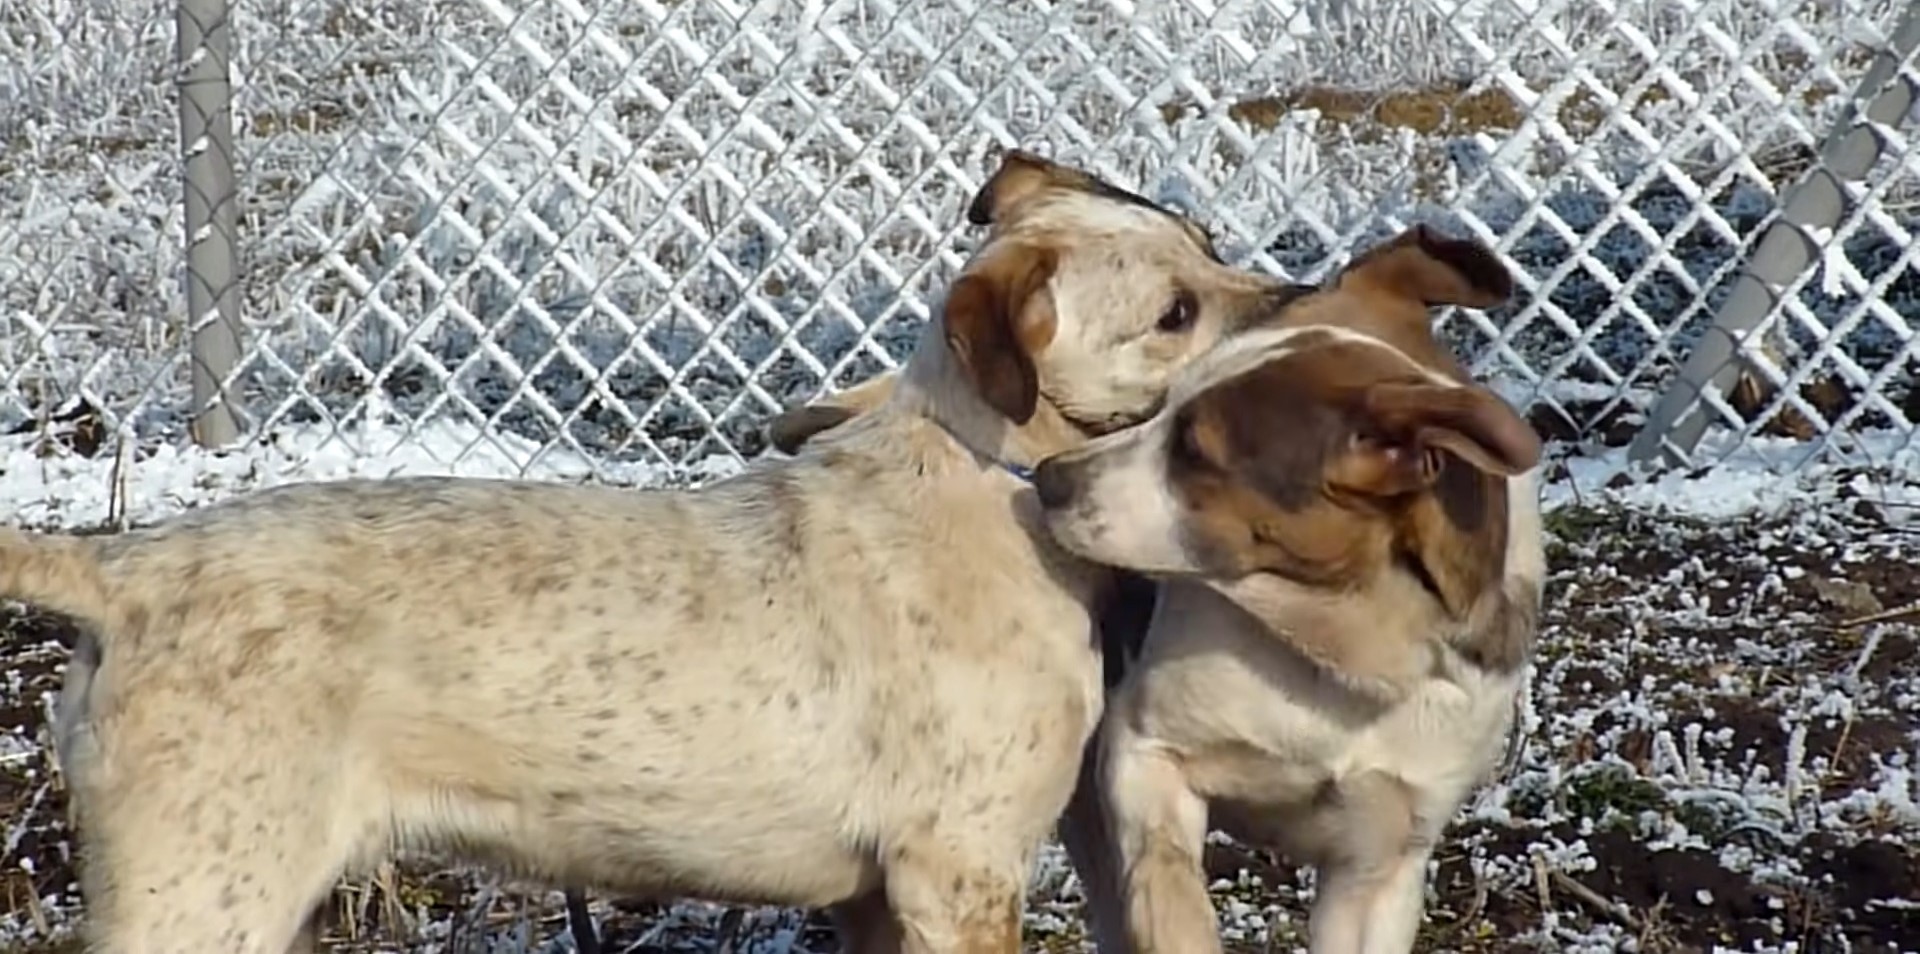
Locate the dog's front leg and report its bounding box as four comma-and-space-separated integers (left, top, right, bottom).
1307, 848, 1432, 954
881, 829, 1025, 954
1057, 728, 1134, 954
1305, 771, 1428, 954
1355, 847, 1434, 954
1104, 728, 1221, 954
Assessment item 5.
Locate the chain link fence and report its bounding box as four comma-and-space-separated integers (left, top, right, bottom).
3, 0, 1918, 482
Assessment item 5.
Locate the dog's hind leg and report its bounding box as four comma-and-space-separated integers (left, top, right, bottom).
74, 753, 368, 954
76, 783, 356, 954
67, 691, 377, 954
290, 911, 323, 952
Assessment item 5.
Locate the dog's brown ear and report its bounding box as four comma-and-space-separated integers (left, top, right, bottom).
1338, 224, 1514, 310
943, 244, 1060, 423
1327, 381, 1540, 499
967, 150, 1079, 226
766, 373, 899, 455
1329, 380, 1539, 619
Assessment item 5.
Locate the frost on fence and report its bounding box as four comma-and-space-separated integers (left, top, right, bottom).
2, 0, 1916, 476
0, 0, 184, 454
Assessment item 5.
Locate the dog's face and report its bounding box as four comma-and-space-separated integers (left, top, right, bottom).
948, 152, 1305, 432
766, 151, 1303, 451
1031, 324, 1541, 605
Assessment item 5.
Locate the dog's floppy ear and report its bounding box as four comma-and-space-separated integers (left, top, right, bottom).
766, 373, 899, 455
943, 243, 1060, 424
967, 150, 1080, 226
1328, 379, 1540, 619
1337, 224, 1514, 310
1327, 381, 1540, 499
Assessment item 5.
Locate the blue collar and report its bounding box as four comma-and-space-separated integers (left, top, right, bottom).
929, 416, 1037, 484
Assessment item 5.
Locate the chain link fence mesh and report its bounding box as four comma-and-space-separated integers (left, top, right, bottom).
3, 0, 1917, 480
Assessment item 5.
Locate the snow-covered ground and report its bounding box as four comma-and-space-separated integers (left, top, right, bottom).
2, 0, 1919, 950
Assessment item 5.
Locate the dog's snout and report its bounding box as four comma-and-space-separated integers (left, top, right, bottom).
1033, 458, 1078, 510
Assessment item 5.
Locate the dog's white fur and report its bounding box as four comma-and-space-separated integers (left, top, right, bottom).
1037, 323, 1544, 954
8, 152, 1299, 954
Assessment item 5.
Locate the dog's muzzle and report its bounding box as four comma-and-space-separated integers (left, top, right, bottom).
1032, 457, 1081, 510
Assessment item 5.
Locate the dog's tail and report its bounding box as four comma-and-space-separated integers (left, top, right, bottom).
0, 526, 115, 632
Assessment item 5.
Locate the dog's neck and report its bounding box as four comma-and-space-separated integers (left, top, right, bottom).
1204, 543, 1536, 705
1204, 569, 1448, 704
891, 317, 1088, 474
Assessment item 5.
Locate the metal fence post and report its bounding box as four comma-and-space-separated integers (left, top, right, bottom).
1627, 4, 1920, 468
177, 0, 244, 448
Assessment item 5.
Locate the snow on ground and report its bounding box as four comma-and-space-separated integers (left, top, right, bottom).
0, 416, 729, 532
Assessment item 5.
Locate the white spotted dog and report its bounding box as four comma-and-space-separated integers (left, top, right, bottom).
771, 226, 1547, 954
6, 150, 1306, 954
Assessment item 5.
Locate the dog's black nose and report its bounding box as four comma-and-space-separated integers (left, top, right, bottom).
1032, 458, 1075, 509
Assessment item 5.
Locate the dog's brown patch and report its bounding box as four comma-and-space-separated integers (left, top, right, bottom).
1360, 380, 1538, 621
1169, 333, 1539, 636
1171, 334, 1403, 585
1342, 224, 1513, 310
768, 375, 901, 456
967, 150, 1068, 226
943, 244, 1060, 424
1464, 576, 1540, 673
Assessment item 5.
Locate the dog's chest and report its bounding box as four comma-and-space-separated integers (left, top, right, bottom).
1135, 602, 1521, 833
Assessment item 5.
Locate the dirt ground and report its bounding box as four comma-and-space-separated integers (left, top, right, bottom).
1, 489, 1916, 953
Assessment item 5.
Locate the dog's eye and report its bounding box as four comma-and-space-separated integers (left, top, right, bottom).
1156, 289, 1199, 333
